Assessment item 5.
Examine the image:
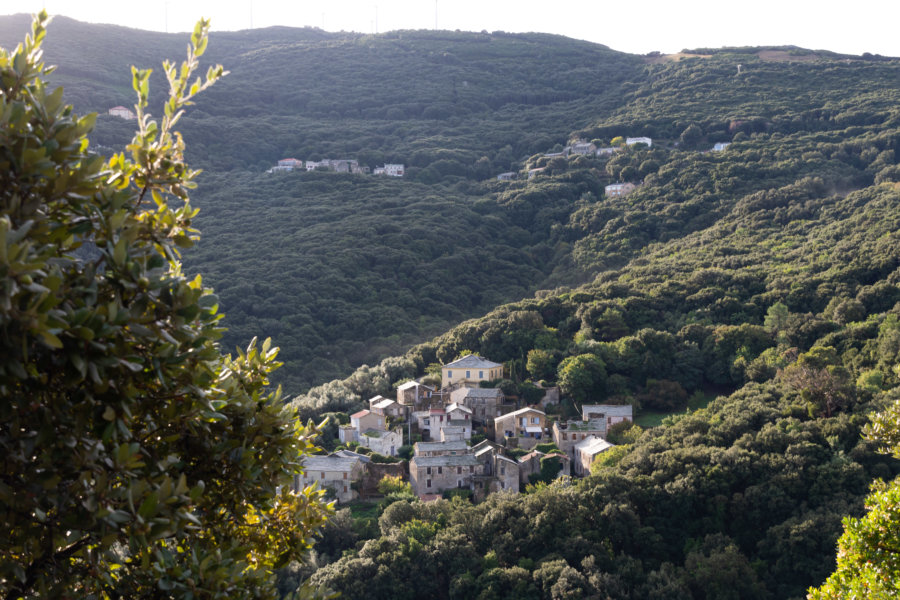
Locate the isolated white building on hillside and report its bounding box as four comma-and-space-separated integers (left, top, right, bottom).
626, 137, 652, 147
108, 105, 136, 120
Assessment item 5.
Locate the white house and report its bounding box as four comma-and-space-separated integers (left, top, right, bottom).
712, 142, 731, 152
108, 105, 136, 120
605, 182, 637, 198
383, 164, 405, 177
626, 137, 652, 147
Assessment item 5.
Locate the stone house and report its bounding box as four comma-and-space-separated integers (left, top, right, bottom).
358, 427, 403, 457
581, 404, 633, 436
496, 172, 516, 181
517, 450, 571, 485
409, 454, 481, 497
397, 381, 435, 409
473, 444, 519, 499
573, 436, 614, 476
450, 387, 505, 425
442, 355, 503, 389
569, 141, 597, 155
295, 454, 366, 504
552, 418, 606, 460
369, 395, 405, 419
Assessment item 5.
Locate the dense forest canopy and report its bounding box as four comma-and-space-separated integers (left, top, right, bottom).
3, 13, 900, 597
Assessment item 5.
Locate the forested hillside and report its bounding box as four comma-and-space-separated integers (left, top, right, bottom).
3, 13, 900, 596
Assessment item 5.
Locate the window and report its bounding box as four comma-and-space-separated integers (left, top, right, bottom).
457, 466, 461, 474
447, 370, 452, 378
469, 466, 474, 473
320, 472, 324, 479
427, 466, 432, 475
562, 433, 567, 440
479, 370, 483, 378
438, 467, 443, 474
343, 485, 347, 492
532, 417, 539, 424
343, 472, 347, 479
466, 370, 471, 378
500, 466, 506, 475
427, 479, 431, 488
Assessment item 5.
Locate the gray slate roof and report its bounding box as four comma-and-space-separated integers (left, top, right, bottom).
415, 440, 468, 454
582, 404, 633, 420
443, 355, 502, 369
412, 454, 480, 467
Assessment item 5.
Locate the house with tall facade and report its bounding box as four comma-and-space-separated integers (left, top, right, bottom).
409, 454, 481, 497
442, 355, 503, 389
473, 443, 520, 499
397, 381, 437, 410
552, 418, 606, 461
569, 140, 597, 155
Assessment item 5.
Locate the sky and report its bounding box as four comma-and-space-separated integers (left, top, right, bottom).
5, 0, 900, 57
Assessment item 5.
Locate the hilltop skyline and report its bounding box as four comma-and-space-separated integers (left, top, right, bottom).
6, 0, 900, 58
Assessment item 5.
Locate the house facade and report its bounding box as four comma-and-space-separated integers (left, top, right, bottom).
442, 355, 503, 388
414, 440, 468, 457
581, 404, 633, 435
397, 381, 436, 410
552, 418, 606, 460
358, 427, 402, 457
450, 387, 505, 424
409, 454, 481, 497
494, 407, 547, 448
350, 409, 384, 433
296, 455, 365, 503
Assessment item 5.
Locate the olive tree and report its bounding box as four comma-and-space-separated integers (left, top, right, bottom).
0, 14, 331, 599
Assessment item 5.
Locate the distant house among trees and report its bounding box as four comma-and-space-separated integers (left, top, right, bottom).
268, 158, 304, 173
496, 171, 517, 181
596, 147, 619, 156
107, 105, 135, 120
605, 182, 637, 197
626, 136, 652, 147
374, 163, 405, 176
573, 436, 614, 476
295, 455, 366, 503
569, 140, 597, 155
712, 142, 731, 152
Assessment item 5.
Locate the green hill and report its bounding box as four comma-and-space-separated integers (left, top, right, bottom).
3, 12, 900, 599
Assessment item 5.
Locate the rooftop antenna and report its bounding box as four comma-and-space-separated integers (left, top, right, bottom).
375, 5, 378, 34
250, 0, 253, 29
435, 0, 438, 30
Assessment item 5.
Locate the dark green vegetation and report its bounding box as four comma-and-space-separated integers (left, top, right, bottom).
4, 12, 900, 598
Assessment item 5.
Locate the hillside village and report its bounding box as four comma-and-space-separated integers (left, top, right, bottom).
296, 354, 633, 504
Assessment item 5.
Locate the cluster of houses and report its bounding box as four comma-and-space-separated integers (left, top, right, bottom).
266, 157, 405, 177
295, 355, 632, 503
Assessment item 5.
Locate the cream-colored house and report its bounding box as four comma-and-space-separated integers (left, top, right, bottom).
442, 355, 503, 388
351, 409, 384, 433
296, 455, 366, 503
